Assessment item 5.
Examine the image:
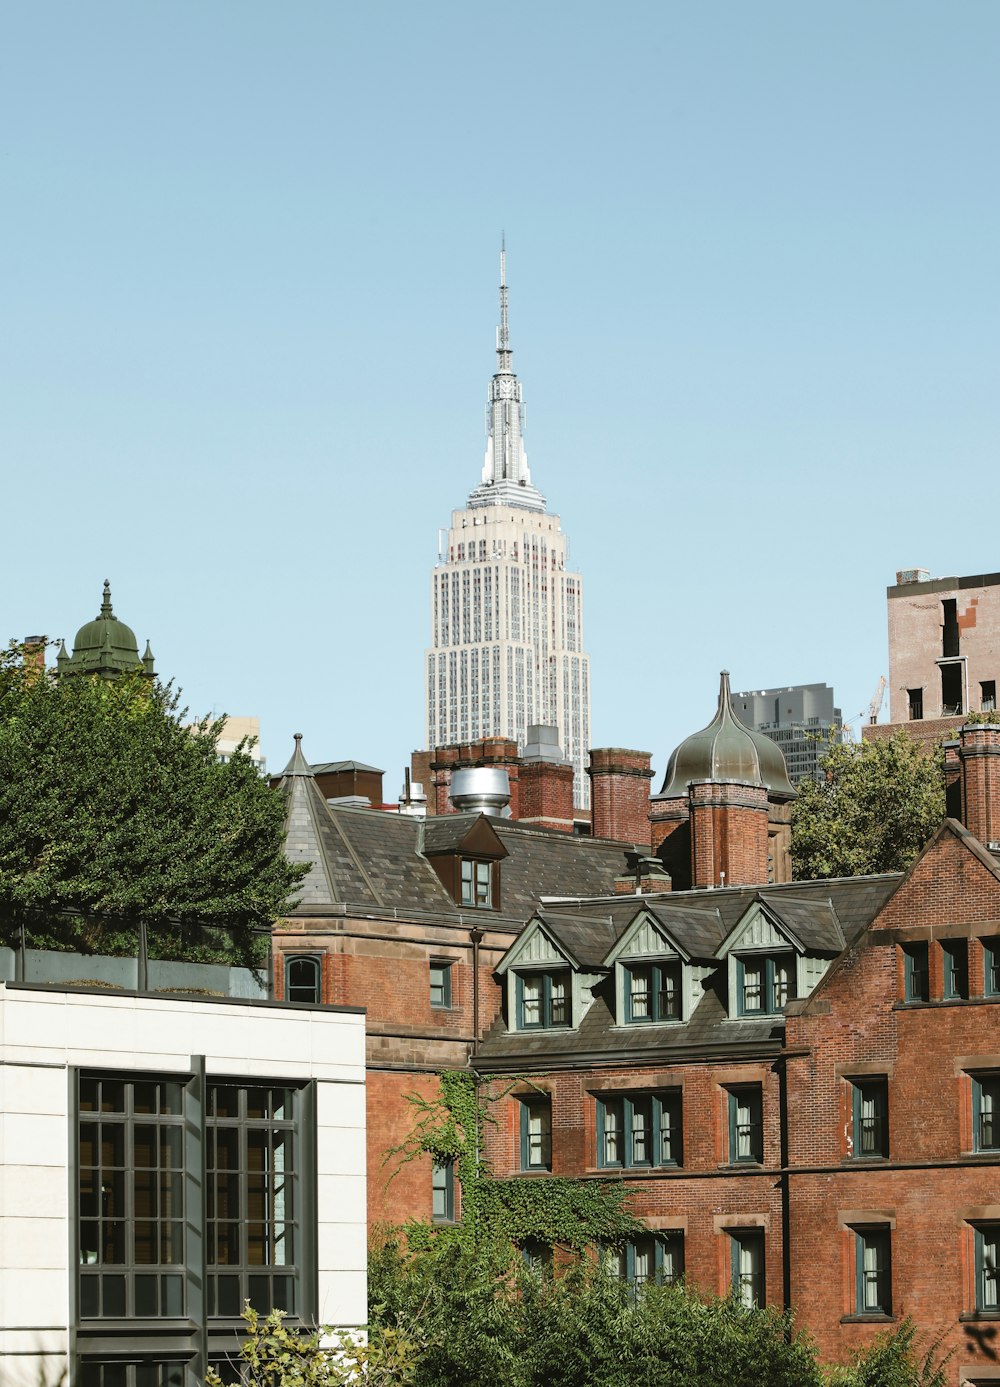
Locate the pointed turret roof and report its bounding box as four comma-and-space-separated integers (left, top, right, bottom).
657, 671, 797, 802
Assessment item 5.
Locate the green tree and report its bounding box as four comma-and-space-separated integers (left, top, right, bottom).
791, 730, 945, 880
0, 642, 303, 965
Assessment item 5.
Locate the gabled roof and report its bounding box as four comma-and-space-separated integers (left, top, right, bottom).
421, 814, 508, 860
274, 739, 651, 922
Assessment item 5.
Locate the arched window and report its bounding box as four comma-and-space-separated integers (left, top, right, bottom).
285, 955, 321, 1005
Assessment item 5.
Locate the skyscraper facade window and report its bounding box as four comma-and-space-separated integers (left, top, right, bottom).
425, 249, 591, 806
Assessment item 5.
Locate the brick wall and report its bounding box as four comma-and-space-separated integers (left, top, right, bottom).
519, 760, 575, 831
960, 723, 1000, 846
588, 748, 654, 845
688, 781, 770, 888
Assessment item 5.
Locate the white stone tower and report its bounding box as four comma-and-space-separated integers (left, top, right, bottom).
425, 247, 591, 807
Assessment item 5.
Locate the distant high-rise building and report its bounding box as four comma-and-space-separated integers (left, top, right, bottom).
425, 248, 591, 806
733, 682, 843, 785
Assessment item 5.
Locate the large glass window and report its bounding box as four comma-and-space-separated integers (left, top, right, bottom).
78, 1076, 185, 1321
851, 1078, 889, 1159
79, 1363, 186, 1387
598, 1092, 682, 1169
520, 1096, 552, 1171
973, 1074, 1000, 1153
624, 962, 681, 1024
207, 1084, 299, 1318
516, 971, 569, 1030
736, 955, 795, 1016
729, 1230, 764, 1307
727, 1087, 763, 1164
854, 1226, 892, 1315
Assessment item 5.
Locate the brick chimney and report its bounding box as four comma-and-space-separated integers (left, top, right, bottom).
519, 725, 574, 832
689, 780, 770, 889
959, 723, 1000, 847
588, 748, 653, 844
22, 636, 46, 674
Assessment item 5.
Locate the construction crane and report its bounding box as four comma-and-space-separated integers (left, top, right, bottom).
868, 675, 887, 725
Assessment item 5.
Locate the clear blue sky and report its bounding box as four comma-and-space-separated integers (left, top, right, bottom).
3, 2, 998, 789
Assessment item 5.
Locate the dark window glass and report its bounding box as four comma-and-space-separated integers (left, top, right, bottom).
976, 1225, 1000, 1312
432, 1160, 454, 1222
973, 1074, 1000, 1152
460, 859, 492, 908
286, 955, 321, 1004
903, 943, 929, 1002
943, 940, 969, 1000
78, 1076, 186, 1320
736, 955, 796, 1016
206, 1083, 299, 1317
851, 1078, 889, 1159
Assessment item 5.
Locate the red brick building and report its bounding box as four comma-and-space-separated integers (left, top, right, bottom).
473, 711, 1000, 1383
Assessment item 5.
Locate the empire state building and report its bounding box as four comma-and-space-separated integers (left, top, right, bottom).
425, 248, 591, 807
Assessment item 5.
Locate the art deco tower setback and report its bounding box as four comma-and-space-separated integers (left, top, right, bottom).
425, 249, 591, 806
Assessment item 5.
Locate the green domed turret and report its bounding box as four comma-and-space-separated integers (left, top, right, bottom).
658, 671, 796, 802
58, 580, 155, 680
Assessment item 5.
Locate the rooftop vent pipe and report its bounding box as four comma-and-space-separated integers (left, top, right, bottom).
449, 767, 512, 817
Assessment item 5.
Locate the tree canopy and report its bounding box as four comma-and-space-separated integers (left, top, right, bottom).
791, 730, 945, 881
0, 642, 303, 965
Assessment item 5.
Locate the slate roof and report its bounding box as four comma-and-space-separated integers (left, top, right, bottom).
474, 873, 902, 1071
276, 741, 646, 923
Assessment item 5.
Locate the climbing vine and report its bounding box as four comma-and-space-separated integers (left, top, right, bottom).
385, 1070, 641, 1254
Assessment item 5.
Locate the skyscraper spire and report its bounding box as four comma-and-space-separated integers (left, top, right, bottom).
469, 241, 545, 513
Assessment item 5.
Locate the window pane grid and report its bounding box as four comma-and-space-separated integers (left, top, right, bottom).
207, 1085, 298, 1317
78, 1076, 186, 1321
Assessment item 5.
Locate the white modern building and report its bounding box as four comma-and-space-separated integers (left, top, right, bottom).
425, 249, 591, 806
0, 978, 366, 1387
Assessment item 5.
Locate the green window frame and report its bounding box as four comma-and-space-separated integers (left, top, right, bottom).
460, 859, 492, 908
984, 939, 1000, 997
943, 940, 969, 1000
729, 1229, 764, 1307
851, 1078, 889, 1159
975, 1225, 1000, 1313
608, 1233, 684, 1291
624, 962, 682, 1024
429, 960, 452, 1009
432, 1159, 455, 1223
903, 942, 929, 1002
736, 954, 795, 1016
516, 971, 570, 1030
854, 1226, 892, 1316
520, 1095, 552, 1171
285, 955, 321, 1005
78, 1075, 187, 1322
973, 1074, 1000, 1153
597, 1092, 682, 1169
727, 1086, 763, 1164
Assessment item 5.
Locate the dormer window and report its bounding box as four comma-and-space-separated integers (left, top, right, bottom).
736, 954, 795, 1016
516, 971, 569, 1029
625, 962, 681, 1024
460, 859, 492, 908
